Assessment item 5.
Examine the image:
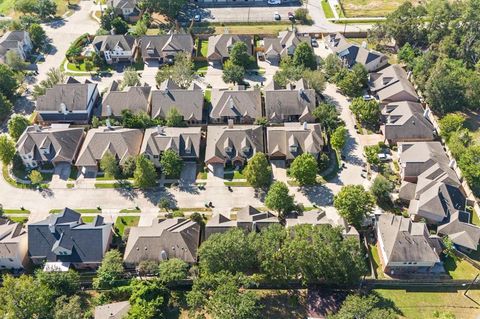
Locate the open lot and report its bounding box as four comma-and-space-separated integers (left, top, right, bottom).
339, 0, 421, 17
0, 0, 80, 17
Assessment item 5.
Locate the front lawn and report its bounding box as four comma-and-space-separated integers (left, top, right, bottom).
49, 208, 102, 214
224, 168, 245, 180
224, 181, 251, 187
8, 217, 29, 224
114, 216, 140, 237
444, 256, 478, 280
321, 0, 335, 19
119, 208, 141, 213
3, 209, 31, 215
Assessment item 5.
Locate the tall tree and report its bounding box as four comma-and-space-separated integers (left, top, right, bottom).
159, 149, 183, 178
329, 293, 398, 319
29, 170, 43, 185
293, 42, 317, 70
134, 155, 157, 188
334, 185, 375, 228
35, 0, 56, 19
100, 152, 120, 178
458, 145, 480, 196
0, 64, 18, 100
127, 279, 170, 319
121, 67, 141, 89
170, 52, 194, 89
28, 23, 47, 49
140, 0, 187, 21
34, 269, 80, 298
336, 64, 368, 98
0, 94, 13, 122
165, 107, 184, 127
349, 97, 380, 129
438, 113, 465, 140
158, 258, 189, 284
8, 114, 30, 141
364, 145, 380, 166
5, 51, 27, 71
229, 41, 251, 67
222, 60, 245, 85
330, 126, 347, 153
303, 69, 326, 95
289, 153, 318, 186
111, 17, 128, 34
370, 175, 393, 206
265, 181, 295, 217
243, 152, 272, 189
0, 134, 16, 165
323, 54, 343, 80
53, 295, 84, 319
312, 102, 341, 134
93, 249, 124, 289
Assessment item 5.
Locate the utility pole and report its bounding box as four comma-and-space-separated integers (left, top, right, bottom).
464, 273, 479, 297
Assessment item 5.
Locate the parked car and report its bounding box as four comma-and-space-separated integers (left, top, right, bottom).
274, 12, 281, 20
268, 0, 281, 4
288, 12, 295, 20
194, 14, 201, 22
363, 94, 374, 101
311, 38, 319, 47
378, 153, 392, 162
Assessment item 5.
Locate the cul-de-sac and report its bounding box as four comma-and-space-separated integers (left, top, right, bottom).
0, 0, 479, 317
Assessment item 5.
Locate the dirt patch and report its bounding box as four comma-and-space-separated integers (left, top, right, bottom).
340, 0, 422, 18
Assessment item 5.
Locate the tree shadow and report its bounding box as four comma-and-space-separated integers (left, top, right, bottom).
306, 288, 348, 318
300, 185, 334, 206
45, 19, 66, 29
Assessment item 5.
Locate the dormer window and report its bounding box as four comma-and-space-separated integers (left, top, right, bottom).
225, 146, 233, 153
185, 147, 192, 154
242, 146, 250, 153
289, 145, 298, 153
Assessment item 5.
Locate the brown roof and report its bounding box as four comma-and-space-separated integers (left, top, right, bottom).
207, 34, 252, 60
210, 87, 262, 121
101, 83, 151, 117
141, 126, 202, 159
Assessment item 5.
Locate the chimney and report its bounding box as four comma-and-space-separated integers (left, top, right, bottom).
423, 108, 429, 118
60, 103, 67, 114
157, 125, 164, 135
227, 119, 234, 129
303, 121, 308, 130
34, 124, 41, 132
106, 105, 112, 117
361, 41, 367, 48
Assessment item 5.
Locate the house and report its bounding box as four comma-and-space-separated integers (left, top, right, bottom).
206, 34, 253, 64
75, 126, 143, 176
205, 123, 264, 173
324, 33, 388, 72
376, 214, 443, 275
36, 79, 99, 124
141, 126, 202, 166
381, 101, 435, 145
285, 210, 359, 239
438, 211, 480, 252
266, 122, 324, 163
261, 31, 311, 65
123, 218, 200, 267
0, 220, 28, 270
0, 30, 32, 63
28, 208, 113, 269
92, 35, 136, 64
205, 206, 279, 239
369, 64, 419, 104
95, 301, 131, 319
264, 79, 316, 123
101, 81, 151, 118
107, 0, 140, 22
210, 86, 262, 124
150, 79, 204, 124
16, 124, 85, 169
136, 34, 194, 64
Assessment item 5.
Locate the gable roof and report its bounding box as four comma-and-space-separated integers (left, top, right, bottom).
210, 87, 262, 120
264, 79, 316, 122
92, 35, 135, 52
369, 64, 419, 103
124, 218, 200, 264
16, 124, 85, 164
285, 210, 358, 237
382, 101, 435, 142
207, 34, 253, 60
150, 80, 204, 121
95, 301, 131, 319
141, 126, 202, 159
206, 206, 279, 233
0, 30, 28, 57
205, 125, 264, 164
75, 126, 143, 166
377, 214, 440, 264
28, 208, 112, 264
108, 0, 137, 10
267, 122, 323, 160
137, 34, 194, 59
438, 211, 480, 251
101, 83, 151, 117
262, 31, 310, 57
36, 82, 98, 112
0, 221, 27, 259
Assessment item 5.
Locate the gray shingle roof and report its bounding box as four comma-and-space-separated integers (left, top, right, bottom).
101, 83, 151, 117
207, 34, 252, 60
398, 142, 453, 179
205, 125, 264, 164
151, 80, 204, 121
285, 210, 358, 237
377, 214, 440, 265
438, 211, 480, 251
369, 64, 419, 103
0, 30, 28, 57
141, 126, 202, 159
16, 124, 84, 164
267, 122, 324, 160
95, 301, 131, 319
210, 87, 262, 121
28, 208, 113, 264
137, 34, 194, 59
0, 221, 27, 259
264, 79, 316, 122
75, 126, 143, 167
36, 83, 98, 112
92, 35, 136, 52
262, 31, 310, 58
124, 218, 200, 264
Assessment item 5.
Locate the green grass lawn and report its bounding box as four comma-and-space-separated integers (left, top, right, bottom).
66, 183, 74, 188
3, 209, 31, 215
198, 39, 209, 57
119, 208, 141, 214
81, 216, 95, 223
0, 0, 78, 16
321, 0, 334, 19
49, 208, 102, 214
224, 169, 245, 180
94, 182, 132, 189
224, 181, 251, 187
444, 256, 479, 280
369, 244, 386, 279
8, 217, 29, 224
2, 165, 48, 189
114, 216, 140, 237
375, 289, 480, 319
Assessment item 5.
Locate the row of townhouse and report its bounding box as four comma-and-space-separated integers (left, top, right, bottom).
33, 77, 317, 125
16, 120, 324, 175
325, 34, 480, 276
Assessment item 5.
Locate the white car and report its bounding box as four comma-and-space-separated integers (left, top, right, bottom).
268, 0, 281, 4
378, 153, 392, 162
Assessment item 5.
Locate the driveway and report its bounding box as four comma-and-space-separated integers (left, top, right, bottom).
53, 163, 71, 181
142, 60, 159, 87
180, 162, 197, 184
271, 160, 288, 182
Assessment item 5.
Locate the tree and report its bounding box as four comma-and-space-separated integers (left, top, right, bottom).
33, 68, 65, 98
134, 155, 157, 188
100, 152, 120, 178
140, 0, 187, 21
14, 0, 37, 14
222, 60, 245, 85
0, 274, 54, 319
303, 69, 326, 95
371, 175, 393, 206
5, 51, 26, 71
312, 102, 340, 133
293, 42, 317, 70
91, 116, 100, 128
111, 17, 128, 34
294, 8, 308, 23
132, 20, 148, 36
0, 94, 13, 122
336, 64, 368, 98
121, 67, 140, 89
165, 107, 184, 127
442, 236, 457, 261
28, 23, 47, 49
289, 153, 318, 186
330, 126, 347, 153
35, 0, 56, 19
158, 258, 189, 284
229, 41, 251, 67
265, 181, 295, 217
127, 279, 169, 319
0, 64, 18, 99
8, 114, 30, 141
323, 54, 343, 80
0, 134, 16, 165
458, 145, 480, 196
93, 249, 124, 289
138, 260, 159, 276
160, 149, 183, 178
273, 56, 305, 86
364, 145, 380, 166
100, 7, 115, 30
53, 295, 84, 319
439, 113, 465, 141
158, 198, 171, 211
35, 269, 80, 298
243, 152, 272, 189
447, 128, 471, 159
122, 155, 137, 178
330, 293, 398, 319
29, 170, 43, 185
397, 43, 418, 68
350, 98, 380, 129
170, 52, 194, 89
198, 228, 257, 274
334, 185, 375, 228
